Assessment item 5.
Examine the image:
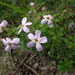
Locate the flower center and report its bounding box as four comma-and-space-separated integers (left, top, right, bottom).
47, 17, 50, 20
34, 39, 39, 42
22, 25, 24, 27
8, 43, 12, 46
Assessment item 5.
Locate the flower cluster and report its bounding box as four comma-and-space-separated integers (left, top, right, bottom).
1, 2, 54, 52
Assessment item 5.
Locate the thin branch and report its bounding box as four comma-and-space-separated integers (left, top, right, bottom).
13, 56, 27, 75
26, 53, 37, 63
22, 63, 40, 75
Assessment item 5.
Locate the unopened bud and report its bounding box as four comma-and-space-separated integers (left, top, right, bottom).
30, 2, 35, 7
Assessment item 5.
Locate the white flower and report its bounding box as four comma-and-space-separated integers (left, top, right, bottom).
30, 2, 35, 7
18, 17, 32, 34
2, 38, 20, 52
41, 15, 54, 27
0, 20, 8, 33
27, 30, 47, 51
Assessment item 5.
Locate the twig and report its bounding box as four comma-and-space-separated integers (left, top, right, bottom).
13, 56, 27, 75
26, 53, 37, 63
22, 63, 39, 75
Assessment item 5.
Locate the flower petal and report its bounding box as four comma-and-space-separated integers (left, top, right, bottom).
18, 28, 22, 34
48, 24, 53, 27
39, 37, 47, 43
22, 17, 27, 25
6, 38, 11, 42
27, 41, 35, 48
25, 22, 32, 26
36, 43, 43, 51
48, 21, 53, 27
41, 19, 47, 24
0, 20, 8, 27
11, 38, 20, 44
2, 39, 8, 45
35, 30, 41, 38
23, 26, 30, 33
5, 45, 11, 52
0, 27, 3, 33
11, 45, 20, 49
43, 15, 49, 18
48, 21, 52, 25
28, 33, 36, 40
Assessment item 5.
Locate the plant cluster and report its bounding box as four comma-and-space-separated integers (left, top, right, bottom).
0, 0, 75, 72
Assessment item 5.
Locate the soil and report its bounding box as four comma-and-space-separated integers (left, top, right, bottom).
0, 50, 75, 75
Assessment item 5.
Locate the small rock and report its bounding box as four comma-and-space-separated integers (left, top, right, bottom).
33, 62, 39, 69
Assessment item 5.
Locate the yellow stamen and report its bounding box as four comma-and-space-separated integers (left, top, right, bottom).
47, 17, 50, 20
34, 39, 38, 42
22, 25, 24, 27
8, 43, 12, 46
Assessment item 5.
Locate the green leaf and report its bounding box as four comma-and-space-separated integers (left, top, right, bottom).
53, 36, 57, 40
53, 13, 60, 17
0, 1, 25, 14
54, 19, 60, 22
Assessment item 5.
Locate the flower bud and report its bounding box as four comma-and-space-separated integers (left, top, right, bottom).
30, 2, 35, 7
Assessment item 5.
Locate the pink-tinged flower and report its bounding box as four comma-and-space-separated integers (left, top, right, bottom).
2, 38, 20, 52
30, 2, 35, 7
0, 20, 8, 33
41, 15, 54, 27
18, 17, 32, 34
27, 30, 47, 51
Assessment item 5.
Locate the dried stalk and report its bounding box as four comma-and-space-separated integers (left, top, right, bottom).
13, 56, 27, 75
26, 53, 37, 63
22, 63, 39, 75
